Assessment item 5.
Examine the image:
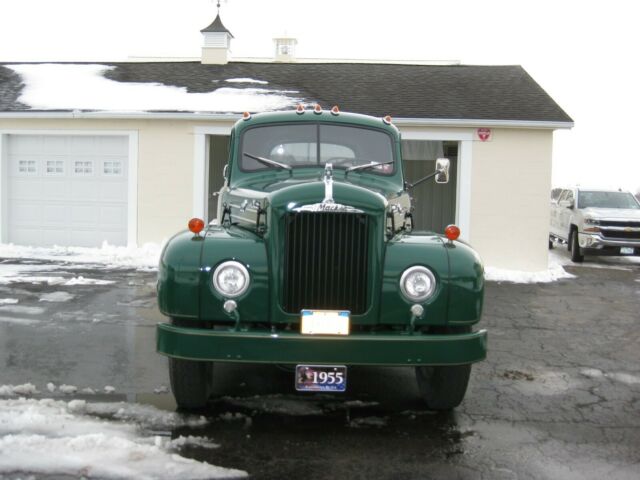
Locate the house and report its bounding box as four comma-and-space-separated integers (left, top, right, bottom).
0, 12, 572, 271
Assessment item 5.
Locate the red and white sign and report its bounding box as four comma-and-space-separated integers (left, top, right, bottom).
476, 128, 492, 142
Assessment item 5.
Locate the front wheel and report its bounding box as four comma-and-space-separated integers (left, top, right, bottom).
169, 357, 213, 410
570, 231, 584, 263
415, 364, 471, 410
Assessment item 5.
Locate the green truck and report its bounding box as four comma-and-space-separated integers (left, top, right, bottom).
156, 107, 487, 410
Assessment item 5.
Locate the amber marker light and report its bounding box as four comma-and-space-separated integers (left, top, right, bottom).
313, 104, 322, 114
445, 224, 461, 242
383, 115, 392, 124
242, 111, 251, 120
331, 105, 340, 115
188, 218, 205, 234
296, 104, 305, 114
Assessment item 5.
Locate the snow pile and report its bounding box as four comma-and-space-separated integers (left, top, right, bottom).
39, 291, 75, 302
0, 383, 39, 397
0, 398, 246, 479
484, 250, 576, 284
9, 63, 299, 113
0, 298, 19, 305
225, 78, 268, 85
0, 242, 162, 270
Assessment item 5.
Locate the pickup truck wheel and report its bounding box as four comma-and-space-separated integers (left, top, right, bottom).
549, 237, 554, 249
415, 364, 471, 410
570, 231, 584, 263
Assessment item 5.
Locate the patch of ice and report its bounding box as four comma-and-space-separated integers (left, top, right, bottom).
59, 385, 78, 395
225, 78, 269, 85
0, 315, 40, 325
104, 385, 116, 394
348, 416, 388, 428
166, 435, 220, 450
0, 305, 45, 315
606, 372, 640, 385
0, 398, 246, 479
39, 291, 75, 302
65, 276, 115, 286
0, 298, 19, 304
580, 368, 604, 379
9, 63, 299, 113
220, 394, 325, 416
0, 383, 39, 396
0, 241, 162, 270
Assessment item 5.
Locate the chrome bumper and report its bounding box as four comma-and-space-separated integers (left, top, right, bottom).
578, 232, 640, 249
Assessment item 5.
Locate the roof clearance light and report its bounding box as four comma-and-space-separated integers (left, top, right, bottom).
242, 111, 251, 120
296, 104, 305, 114
314, 104, 322, 114
331, 105, 340, 115
383, 115, 392, 125
188, 218, 205, 234
444, 224, 461, 241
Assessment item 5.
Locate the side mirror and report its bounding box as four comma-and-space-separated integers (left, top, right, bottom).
435, 158, 450, 184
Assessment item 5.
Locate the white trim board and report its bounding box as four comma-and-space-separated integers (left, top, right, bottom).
0, 129, 139, 247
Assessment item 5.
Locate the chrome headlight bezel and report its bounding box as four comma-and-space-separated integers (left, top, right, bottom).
584, 217, 600, 225
399, 266, 437, 302
212, 260, 250, 298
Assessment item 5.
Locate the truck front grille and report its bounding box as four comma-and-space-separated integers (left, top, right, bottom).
601, 230, 640, 240
282, 211, 370, 314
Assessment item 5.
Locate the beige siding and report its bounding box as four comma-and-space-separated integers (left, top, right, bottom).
470, 128, 553, 271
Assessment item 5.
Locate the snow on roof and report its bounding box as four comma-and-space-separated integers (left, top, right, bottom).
225, 77, 268, 84
7, 63, 300, 113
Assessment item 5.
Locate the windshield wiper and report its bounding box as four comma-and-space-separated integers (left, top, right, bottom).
243, 152, 292, 171
345, 160, 394, 174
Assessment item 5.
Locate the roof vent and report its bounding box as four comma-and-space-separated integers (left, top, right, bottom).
273, 37, 297, 62
201, 7, 234, 65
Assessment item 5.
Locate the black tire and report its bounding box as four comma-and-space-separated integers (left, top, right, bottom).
168, 318, 214, 410
549, 237, 554, 249
415, 364, 471, 410
570, 230, 584, 263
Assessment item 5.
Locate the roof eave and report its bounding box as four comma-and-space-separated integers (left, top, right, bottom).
0, 111, 574, 129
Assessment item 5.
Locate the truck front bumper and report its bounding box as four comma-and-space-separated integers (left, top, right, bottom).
156, 323, 488, 366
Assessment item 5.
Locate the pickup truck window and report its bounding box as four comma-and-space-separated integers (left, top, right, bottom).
578, 191, 640, 209
241, 123, 394, 174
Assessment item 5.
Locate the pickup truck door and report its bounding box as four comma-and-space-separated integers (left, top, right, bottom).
557, 189, 575, 240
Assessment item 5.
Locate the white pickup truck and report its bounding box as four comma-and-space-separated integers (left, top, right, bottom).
550, 188, 640, 262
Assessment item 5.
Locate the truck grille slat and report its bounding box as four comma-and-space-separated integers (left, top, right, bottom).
283, 212, 369, 314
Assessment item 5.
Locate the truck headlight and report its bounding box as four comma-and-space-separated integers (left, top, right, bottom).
213, 261, 250, 298
400, 266, 436, 302
584, 217, 600, 225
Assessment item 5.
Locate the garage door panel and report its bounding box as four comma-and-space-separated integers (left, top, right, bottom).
6, 134, 129, 247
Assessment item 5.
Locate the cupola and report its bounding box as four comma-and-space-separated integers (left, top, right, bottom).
273, 36, 297, 62
200, 2, 234, 65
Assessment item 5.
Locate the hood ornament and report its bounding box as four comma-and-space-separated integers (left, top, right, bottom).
293, 163, 364, 213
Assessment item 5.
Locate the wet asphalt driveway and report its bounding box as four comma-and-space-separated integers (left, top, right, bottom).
1, 249, 639, 480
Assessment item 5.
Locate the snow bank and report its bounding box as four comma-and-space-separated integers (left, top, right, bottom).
9, 63, 299, 113
0, 242, 162, 270
0, 383, 39, 397
0, 398, 246, 479
484, 250, 576, 284
225, 78, 268, 85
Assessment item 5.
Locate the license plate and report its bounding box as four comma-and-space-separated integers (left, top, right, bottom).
295, 365, 347, 392
621, 247, 635, 255
300, 310, 350, 335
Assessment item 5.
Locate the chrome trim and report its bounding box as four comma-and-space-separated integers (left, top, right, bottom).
578, 232, 640, 248
294, 163, 364, 213
212, 261, 250, 298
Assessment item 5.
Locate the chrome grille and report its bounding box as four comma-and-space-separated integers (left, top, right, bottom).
282, 212, 370, 314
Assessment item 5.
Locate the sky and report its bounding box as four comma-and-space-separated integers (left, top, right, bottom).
0, 0, 638, 193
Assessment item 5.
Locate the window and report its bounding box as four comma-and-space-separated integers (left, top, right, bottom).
578, 191, 640, 209
240, 124, 395, 174
45, 160, 64, 175
103, 161, 122, 175
74, 160, 93, 175
18, 160, 37, 174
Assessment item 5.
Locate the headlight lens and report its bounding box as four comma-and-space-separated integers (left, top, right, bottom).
584, 217, 600, 225
212, 261, 250, 298
400, 266, 436, 302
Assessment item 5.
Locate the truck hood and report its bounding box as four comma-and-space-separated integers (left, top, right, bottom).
582, 207, 640, 220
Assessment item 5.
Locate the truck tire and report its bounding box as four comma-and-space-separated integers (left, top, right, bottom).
415, 364, 471, 410
168, 318, 213, 410
549, 236, 554, 249
570, 230, 584, 263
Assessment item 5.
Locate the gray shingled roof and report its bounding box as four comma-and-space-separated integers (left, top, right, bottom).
0, 61, 572, 123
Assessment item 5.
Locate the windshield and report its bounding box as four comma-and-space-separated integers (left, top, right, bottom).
240, 124, 395, 174
578, 191, 640, 209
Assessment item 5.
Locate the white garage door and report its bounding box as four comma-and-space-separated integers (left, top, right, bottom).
6, 135, 129, 247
